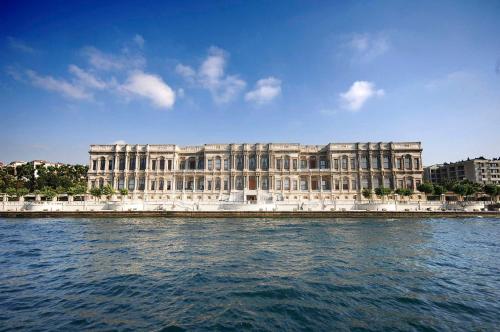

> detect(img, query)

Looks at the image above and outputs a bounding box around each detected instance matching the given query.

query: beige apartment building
[424,157,500,185]
[87,142,424,202]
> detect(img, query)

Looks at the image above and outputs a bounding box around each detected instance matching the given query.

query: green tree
[5,187,17,197]
[67,184,87,196]
[90,187,103,200]
[101,184,115,199]
[119,188,129,196]
[40,187,57,200]
[452,183,467,200]
[483,184,499,201]
[362,188,372,199]
[417,182,434,195]
[16,188,29,197]
[375,187,391,197]
[395,188,413,196]
[433,184,445,196]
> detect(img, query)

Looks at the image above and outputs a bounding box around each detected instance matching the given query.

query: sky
[1,0,499,165]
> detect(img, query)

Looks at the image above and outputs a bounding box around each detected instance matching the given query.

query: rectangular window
[351,179,358,190]
[396,158,402,170]
[261,177,268,190]
[333,159,338,170]
[129,157,136,171]
[150,180,156,191]
[350,158,356,169]
[159,179,164,191]
[276,159,282,170]
[300,160,307,169]
[160,159,165,170]
[343,179,349,190]
[180,160,186,170]
[138,177,145,190]
[293,180,298,190]
[118,177,125,190]
[284,158,290,170]
[284,178,290,190]
[215,178,221,190]
[215,158,221,170]
[300,178,308,190]
[372,156,380,169]
[152,160,157,171]
[92,160,97,171]
[207,180,212,191]
[208,159,213,170]
[128,178,135,191]
[383,156,390,169]
[176,179,183,190]
[237,156,243,170]
[100,159,106,171]
[166,180,171,190]
[322,180,330,190]
[140,157,146,170]
[224,180,228,190]
[119,158,125,170]
[361,156,368,170]
[293,159,297,170]
[167,160,172,170]
[276,179,282,190]
[224,159,229,170]
[415,158,420,169]
[261,156,268,170]
[108,160,113,171]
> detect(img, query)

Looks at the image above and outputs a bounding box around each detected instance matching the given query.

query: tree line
[0,163,88,199]
[362,179,499,201]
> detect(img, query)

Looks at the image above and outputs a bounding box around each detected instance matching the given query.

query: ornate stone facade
[88,142,424,201]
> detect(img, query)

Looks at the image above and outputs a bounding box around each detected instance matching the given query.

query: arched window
[215,177,221,190]
[100,157,106,171]
[404,155,412,169]
[342,156,348,170]
[284,178,290,190]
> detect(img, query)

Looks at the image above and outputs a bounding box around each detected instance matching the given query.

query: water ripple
[0,217,499,331]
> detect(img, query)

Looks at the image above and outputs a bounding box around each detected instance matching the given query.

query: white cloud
[68,65,107,89]
[113,140,126,145]
[121,71,175,109]
[339,81,384,111]
[175,64,196,81]
[176,46,246,103]
[7,37,35,53]
[133,34,145,48]
[82,46,145,71]
[345,33,390,62]
[245,77,282,104]
[25,69,91,100]
[425,71,474,90]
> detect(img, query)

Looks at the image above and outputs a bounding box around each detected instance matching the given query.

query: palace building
[87,142,424,202]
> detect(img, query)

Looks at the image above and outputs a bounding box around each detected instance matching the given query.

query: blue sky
[1,0,499,165]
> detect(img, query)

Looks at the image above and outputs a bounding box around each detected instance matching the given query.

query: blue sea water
[0,217,499,331]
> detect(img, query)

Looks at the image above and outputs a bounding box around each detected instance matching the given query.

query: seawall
[1,210,499,218]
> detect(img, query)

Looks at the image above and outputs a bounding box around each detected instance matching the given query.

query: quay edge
[1,211,500,218]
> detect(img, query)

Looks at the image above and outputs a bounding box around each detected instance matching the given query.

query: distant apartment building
[424,157,500,185]
[88,142,424,202]
[6,160,65,176]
